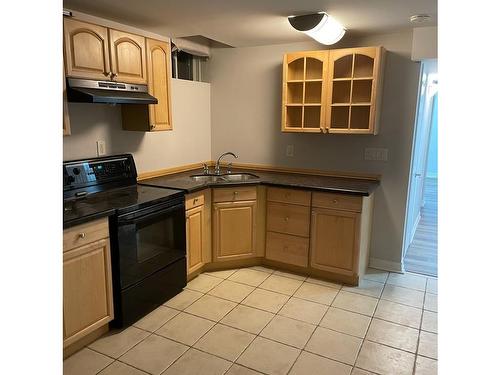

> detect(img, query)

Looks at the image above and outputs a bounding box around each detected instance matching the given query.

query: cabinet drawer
[267,202,310,237]
[63,218,109,252]
[312,192,362,212]
[185,193,205,210]
[266,232,309,267]
[213,186,257,203]
[267,187,311,206]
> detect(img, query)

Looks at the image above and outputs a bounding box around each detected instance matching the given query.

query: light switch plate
[364,148,388,161]
[97,140,106,156]
[286,144,294,157]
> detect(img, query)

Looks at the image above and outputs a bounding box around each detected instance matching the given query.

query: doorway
[403,60,438,276]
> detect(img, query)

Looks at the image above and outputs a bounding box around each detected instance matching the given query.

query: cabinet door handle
[150,124,156,130]
[193,198,198,203]
[78,232,86,239]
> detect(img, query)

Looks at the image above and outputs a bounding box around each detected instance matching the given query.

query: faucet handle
[202,163,210,175]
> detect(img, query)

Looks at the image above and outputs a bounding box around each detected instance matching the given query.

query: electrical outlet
[364,148,388,161]
[97,140,106,156]
[286,144,294,157]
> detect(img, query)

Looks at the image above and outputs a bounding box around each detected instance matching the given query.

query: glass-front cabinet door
[326,46,385,134]
[282,51,329,133]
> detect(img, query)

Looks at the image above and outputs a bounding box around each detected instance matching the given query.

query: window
[171,50,206,82]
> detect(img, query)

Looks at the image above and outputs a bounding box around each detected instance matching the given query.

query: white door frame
[402,59,438,265]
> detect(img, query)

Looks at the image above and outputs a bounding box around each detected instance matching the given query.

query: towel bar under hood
[66,78,158,105]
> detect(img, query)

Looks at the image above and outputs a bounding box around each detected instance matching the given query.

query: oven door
[116,199,186,290]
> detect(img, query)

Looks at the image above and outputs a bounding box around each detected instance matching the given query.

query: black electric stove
[63,154,187,328]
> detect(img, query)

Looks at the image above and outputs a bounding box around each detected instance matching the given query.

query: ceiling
[63,0,437,47]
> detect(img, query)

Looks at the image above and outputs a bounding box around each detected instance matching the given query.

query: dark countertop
[63,185,183,229]
[139,167,379,196]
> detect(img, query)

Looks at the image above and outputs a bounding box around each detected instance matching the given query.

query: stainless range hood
[66,78,158,105]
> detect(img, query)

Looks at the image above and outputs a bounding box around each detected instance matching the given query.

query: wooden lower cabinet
[265,231,309,267]
[63,237,113,347]
[310,207,360,276]
[185,190,211,277]
[213,200,257,261]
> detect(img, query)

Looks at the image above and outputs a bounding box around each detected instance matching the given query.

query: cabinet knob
[193,198,198,203]
[78,232,86,239]
[233,191,238,195]
[151,124,156,130]
[284,216,289,222]
[103,71,111,77]
[333,199,338,204]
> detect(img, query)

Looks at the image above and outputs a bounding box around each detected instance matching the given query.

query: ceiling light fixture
[409,14,431,24]
[288,12,345,45]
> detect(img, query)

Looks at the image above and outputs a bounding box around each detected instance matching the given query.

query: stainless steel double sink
[189,173,259,183]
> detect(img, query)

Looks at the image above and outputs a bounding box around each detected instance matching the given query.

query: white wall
[412,27,438,61]
[207,32,421,270]
[63,79,212,174]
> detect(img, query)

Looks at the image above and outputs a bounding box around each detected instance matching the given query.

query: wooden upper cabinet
[63,18,111,80]
[326,47,385,134]
[146,38,172,131]
[310,207,360,276]
[282,51,329,133]
[282,46,385,135]
[109,29,147,84]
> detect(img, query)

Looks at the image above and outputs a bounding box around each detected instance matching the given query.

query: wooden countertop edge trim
[137,161,380,182]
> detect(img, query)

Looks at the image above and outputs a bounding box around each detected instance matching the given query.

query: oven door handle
[117,202,184,225]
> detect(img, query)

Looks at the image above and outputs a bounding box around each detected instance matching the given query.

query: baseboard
[369,257,404,273]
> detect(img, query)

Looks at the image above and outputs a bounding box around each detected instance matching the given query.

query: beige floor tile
[422,310,438,333]
[119,334,188,375]
[98,361,148,375]
[374,299,422,329]
[424,292,438,312]
[320,307,371,338]
[305,276,342,289]
[356,341,415,375]
[184,294,237,321]
[186,274,223,293]
[133,306,179,332]
[289,351,352,375]
[351,368,377,375]
[156,311,214,345]
[228,268,271,286]
[273,270,307,281]
[278,297,328,324]
[366,318,419,352]
[63,348,113,375]
[204,269,238,279]
[381,284,424,308]
[226,364,263,374]
[88,327,149,358]
[387,272,427,291]
[418,331,438,359]
[305,326,362,365]
[250,265,276,274]
[208,280,255,303]
[415,355,438,375]
[220,305,274,334]
[260,315,315,349]
[194,324,255,361]
[331,291,378,316]
[259,274,303,295]
[293,282,339,305]
[242,288,290,313]
[237,337,300,375]
[426,278,438,294]
[363,268,389,284]
[163,289,204,310]
[162,348,231,375]
[342,279,384,298]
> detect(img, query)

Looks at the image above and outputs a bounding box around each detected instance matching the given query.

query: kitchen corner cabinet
[186,190,211,276]
[282,46,385,135]
[63,218,113,348]
[63,18,147,85]
[122,38,173,132]
[212,187,258,262]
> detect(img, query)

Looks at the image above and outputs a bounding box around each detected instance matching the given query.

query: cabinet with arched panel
[109,29,147,84]
[326,47,385,134]
[281,46,385,135]
[281,51,329,132]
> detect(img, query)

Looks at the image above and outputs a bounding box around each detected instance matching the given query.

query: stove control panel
[64,154,137,190]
